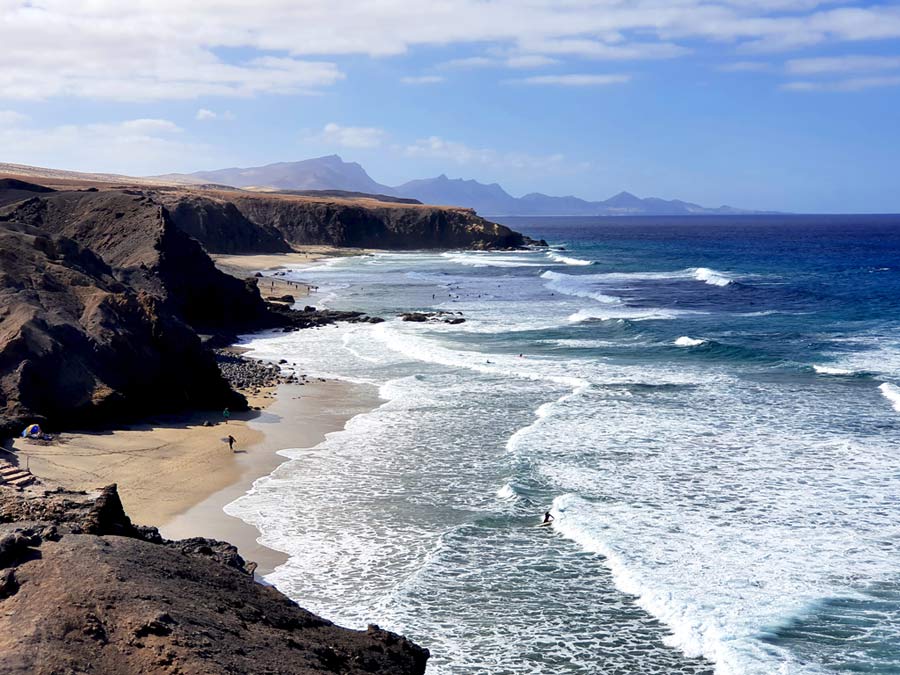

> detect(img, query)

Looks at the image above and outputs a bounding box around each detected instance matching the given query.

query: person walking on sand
[223,407,231,424]
[227,435,236,451]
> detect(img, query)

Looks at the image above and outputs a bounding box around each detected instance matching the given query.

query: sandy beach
[213,249,357,306]
[9,378,381,576]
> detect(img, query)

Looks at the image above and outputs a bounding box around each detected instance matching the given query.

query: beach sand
[9,379,381,576]
[162,380,381,575]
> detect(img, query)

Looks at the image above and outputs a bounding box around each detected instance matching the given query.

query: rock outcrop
[0,177,526,438]
[0,484,429,675]
[154,189,532,253]
[165,193,292,254]
[0,219,242,435]
[2,189,274,333]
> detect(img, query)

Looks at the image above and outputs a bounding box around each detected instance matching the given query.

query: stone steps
[0,462,36,488]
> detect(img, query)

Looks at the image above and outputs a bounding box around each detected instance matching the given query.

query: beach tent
[21,424,42,438]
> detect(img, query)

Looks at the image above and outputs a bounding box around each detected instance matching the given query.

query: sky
[1,1,900,212]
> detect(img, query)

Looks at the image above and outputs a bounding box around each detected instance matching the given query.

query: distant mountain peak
[155,156,765,216]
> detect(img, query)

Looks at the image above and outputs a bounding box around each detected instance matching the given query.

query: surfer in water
[543,511,554,525]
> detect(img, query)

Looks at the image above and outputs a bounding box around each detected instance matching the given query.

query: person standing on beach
[227,435,236,451]
[223,407,230,424]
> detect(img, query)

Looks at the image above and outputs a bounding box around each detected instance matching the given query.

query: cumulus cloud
[512,74,632,87]
[0,114,217,174]
[314,123,386,148]
[3,2,900,100]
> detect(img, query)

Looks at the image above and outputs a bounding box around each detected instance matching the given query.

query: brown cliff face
[0,220,242,437]
[155,188,530,253]
[165,193,292,254]
[0,485,429,675]
[2,190,273,333]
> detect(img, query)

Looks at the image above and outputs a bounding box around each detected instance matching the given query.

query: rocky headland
[0,169,539,671]
[0,483,429,674]
[0,173,523,440]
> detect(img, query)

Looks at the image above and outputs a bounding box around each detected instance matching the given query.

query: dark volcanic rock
[165,193,291,254]
[153,190,530,252]
[0,220,242,432]
[230,194,528,250]
[0,485,429,675]
[0,179,55,207]
[1,190,274,333]
[401,311,466,325]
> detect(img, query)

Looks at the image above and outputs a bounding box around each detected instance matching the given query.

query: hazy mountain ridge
[173,156,766,216]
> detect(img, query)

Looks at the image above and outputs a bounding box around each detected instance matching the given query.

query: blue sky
[2,1,900,212]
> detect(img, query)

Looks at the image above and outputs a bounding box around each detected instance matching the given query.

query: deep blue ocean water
[228,215,900,675]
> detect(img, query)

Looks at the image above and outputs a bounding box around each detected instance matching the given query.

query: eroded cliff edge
[0,484,429,675]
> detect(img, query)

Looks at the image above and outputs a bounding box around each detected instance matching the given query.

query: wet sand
[161,380,381,575]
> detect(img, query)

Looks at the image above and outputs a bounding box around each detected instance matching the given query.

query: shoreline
[161,379,382,576]
[9,248,379,577]
[10,377,381,577]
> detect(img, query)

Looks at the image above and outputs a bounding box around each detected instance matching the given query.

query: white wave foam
[547,251,594,266]
[674,336,706,347]
[374,321,588,390]
[812,365,856,376]
[541,271,622,305]
[441,252,544,268]
[495,482,519,500]
[568,308,705,323]
[878,382,900,412]
[550,494,828,675]
[690,267,734,287]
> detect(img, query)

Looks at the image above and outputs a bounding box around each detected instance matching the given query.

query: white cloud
[400,75,445,85]
[517,38,689,61]
[786,55,900,75]
[0,109,28,125]
[4,2,900,100]
[403,135,569,171]
[512,74,632,87]
[195,108,236,121]
[0,115,216,174]
[782,76,900,91]
[504,55,560,69]
[315,123,386,149]
[442,56,497,69]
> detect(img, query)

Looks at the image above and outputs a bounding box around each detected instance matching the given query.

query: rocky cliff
[0,484,429,674]
[0,181,381,439]
[155,188,531,253]
[2,189,274,333]
[0,219,242,438]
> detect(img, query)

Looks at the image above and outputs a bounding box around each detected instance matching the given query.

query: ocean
[225,215,900,675]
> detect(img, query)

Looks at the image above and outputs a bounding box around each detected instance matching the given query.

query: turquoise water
[227,216,900,674]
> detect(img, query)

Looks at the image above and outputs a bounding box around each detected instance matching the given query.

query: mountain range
[159,155,765,217]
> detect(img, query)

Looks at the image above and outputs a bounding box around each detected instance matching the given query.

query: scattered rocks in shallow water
[400,311,466,325]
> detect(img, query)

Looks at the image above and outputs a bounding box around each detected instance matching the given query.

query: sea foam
[878,382,900,412]
[690,267,735,287]
[675,336,707,347]
[541,270,622,304]
[547,251,594,266]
